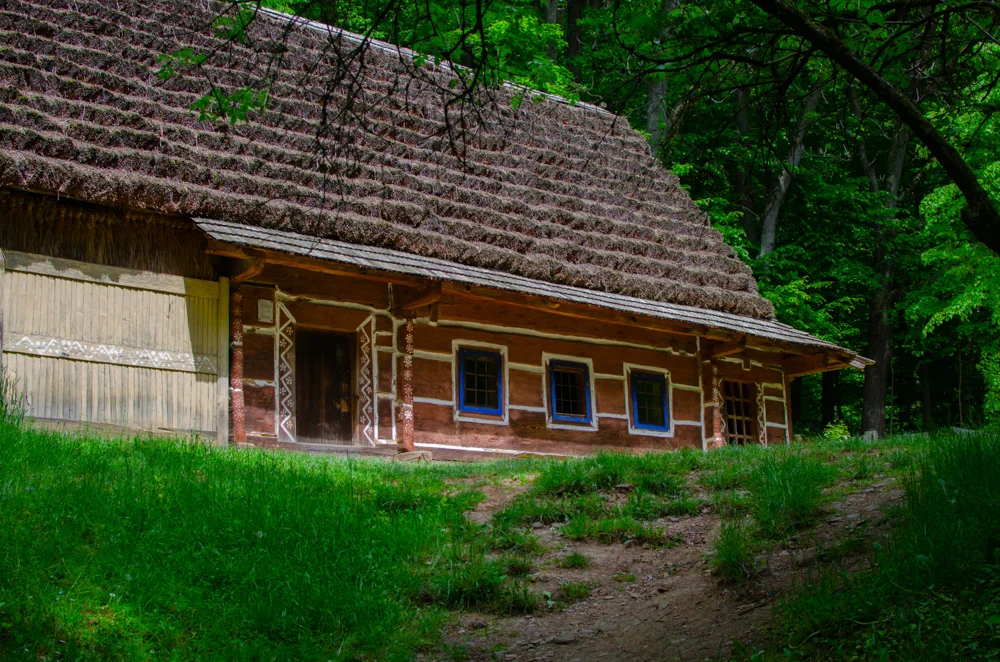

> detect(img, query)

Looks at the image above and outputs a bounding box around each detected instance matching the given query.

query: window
[458,348,503,416]
[548,360,592,424]
[630,371,669,431]
[722,380,756,444]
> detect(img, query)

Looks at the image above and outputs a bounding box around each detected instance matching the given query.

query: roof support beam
[706,337,747,359]
[392,281,443,317]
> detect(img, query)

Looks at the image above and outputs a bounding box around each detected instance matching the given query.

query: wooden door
[295,329,354,444]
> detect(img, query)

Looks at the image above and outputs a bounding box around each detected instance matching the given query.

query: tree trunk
[920,362,933,430]
[758,84,823,259]
[544,0,558,24]
[543,0,559,59]
[731,86,759,244]
[749,0,1000,255]
[565,0,585,74]
[860,121,909,438]
[790,376,802,432]
[821,370,836,426]
[645,0,681,156]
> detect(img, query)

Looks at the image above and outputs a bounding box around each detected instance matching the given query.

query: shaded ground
[440,478,903,662]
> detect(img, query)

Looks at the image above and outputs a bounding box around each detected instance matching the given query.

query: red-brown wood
[398,319,415,452]
[229,286,245,444]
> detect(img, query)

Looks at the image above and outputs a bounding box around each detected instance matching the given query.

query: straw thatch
[1,0,776,319]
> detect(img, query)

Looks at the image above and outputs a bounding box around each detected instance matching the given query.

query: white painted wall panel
[1,252,224,435]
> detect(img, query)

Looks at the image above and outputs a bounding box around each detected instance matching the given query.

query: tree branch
[749,0,1000,254]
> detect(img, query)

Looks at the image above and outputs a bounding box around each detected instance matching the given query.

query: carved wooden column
[709,364,724,449]
[398,318,415,452]
[229,285,245,444]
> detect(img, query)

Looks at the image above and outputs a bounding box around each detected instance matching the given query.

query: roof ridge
[255,6,615,118]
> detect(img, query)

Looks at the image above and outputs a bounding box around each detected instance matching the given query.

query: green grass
[531,451,694,496]
[710,520,757,583]
[0,409,527,660]
[559,551,590,568]
[553,581,592,605]
[746,430,1000,660]
[747,452,837,538]
[7,373,989,662]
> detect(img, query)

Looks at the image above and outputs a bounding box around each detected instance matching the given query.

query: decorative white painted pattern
[357,317,376,446]
[756,382,767,445]
[713,365,726,443]
[9,334,218,374]
[276,301,297,443]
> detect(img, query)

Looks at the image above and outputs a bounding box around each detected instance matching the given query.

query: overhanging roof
[196,218,870,369]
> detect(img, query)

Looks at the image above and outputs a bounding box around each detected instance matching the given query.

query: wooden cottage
[0,0,869,456]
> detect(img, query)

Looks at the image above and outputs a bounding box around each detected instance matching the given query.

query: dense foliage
[211,0,1000,434]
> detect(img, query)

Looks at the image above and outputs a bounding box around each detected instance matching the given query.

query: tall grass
[774,431,1000,659]
[0,416,496,660]
[748,452,836,538]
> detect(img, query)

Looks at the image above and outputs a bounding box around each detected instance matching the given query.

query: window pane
[634,375,665,427]
[552,365,587,418]
[463,354,499,410]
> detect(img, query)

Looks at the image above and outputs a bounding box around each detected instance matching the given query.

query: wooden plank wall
[1,251,226,437]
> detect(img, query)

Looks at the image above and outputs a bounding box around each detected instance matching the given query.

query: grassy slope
[2,401,998,660]
[0,419,491,660]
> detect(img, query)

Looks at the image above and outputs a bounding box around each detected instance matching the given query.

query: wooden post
[230,285,245,444]
[216,277,230,446]
[709,363,724,449]
[398,318,415,452]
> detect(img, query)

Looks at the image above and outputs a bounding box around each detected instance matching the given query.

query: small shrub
[559,551,590,569]
[554,581,592,604]
[613,571,636,582]
[711,520,755,582]
[822,419,851,441]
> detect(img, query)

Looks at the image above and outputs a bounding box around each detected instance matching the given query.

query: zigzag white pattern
[10,334,217,374]
[756,382,767,445]
[277,302,297,442]
[357,317,376,446]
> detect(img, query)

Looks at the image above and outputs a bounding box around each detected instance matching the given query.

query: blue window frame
[548,360,592,424]
[458,348,504,416]
[630,371,669,431]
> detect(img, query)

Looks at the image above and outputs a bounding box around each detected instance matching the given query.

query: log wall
[233,265,792,455]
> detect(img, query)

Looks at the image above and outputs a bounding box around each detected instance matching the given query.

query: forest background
[213,0,1000,437]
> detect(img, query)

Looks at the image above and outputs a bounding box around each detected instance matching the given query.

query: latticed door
[722,380,757,444]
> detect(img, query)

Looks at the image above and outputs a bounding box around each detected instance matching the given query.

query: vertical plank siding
[2,252,225,435]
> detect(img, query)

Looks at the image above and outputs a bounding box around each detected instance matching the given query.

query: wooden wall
[1,250,229,439]
[231,266,799,455]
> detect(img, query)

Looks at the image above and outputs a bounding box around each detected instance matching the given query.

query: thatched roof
[1,0,781,321]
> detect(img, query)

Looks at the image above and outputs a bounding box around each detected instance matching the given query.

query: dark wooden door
[295,329,354,444]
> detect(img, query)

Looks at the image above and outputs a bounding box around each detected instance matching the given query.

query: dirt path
[444,480,904,662]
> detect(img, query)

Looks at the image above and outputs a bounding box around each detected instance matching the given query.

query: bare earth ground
[437,478,905,662]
